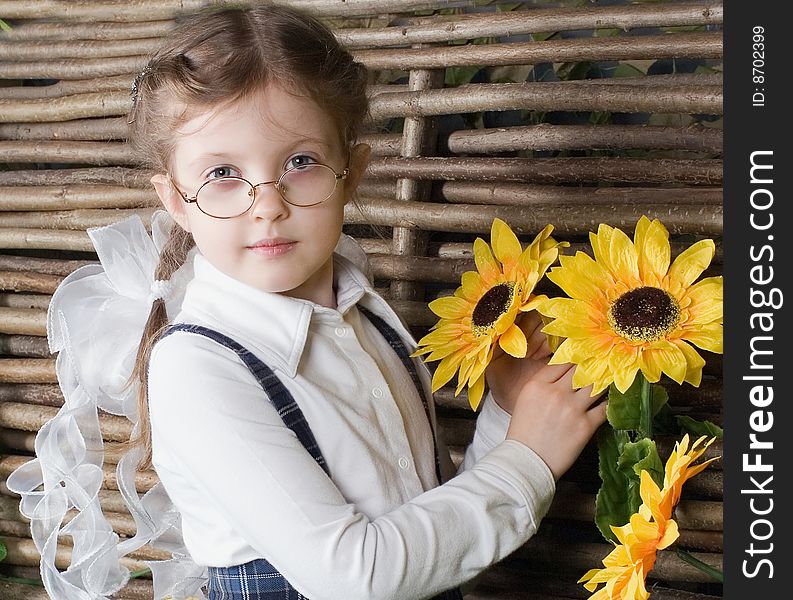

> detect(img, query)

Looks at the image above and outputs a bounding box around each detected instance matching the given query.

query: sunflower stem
[638,373,653,439]
[675,549,724,583]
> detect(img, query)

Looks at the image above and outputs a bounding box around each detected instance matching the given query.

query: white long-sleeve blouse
[147,234,556,600]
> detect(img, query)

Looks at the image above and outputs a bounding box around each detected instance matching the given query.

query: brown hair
[125,2,370,469]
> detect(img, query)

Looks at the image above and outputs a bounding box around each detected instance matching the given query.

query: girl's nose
[248,181,289,220]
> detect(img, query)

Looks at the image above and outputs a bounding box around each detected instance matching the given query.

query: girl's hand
[506,362,607,481]
[484,310,552,415]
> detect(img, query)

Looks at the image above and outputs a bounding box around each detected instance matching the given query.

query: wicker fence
[0,1,723,598]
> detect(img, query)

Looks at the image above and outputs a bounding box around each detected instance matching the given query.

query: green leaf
[556,61,592,81]
[676,416,724,439]
[607,379,668,431]
[617,438,664,511]
[0,539,6,561]
[0,19,11,32]
[445,66,482,87]
[612,63,647,78]
[594,425,630,542]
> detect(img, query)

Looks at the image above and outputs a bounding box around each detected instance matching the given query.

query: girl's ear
[151,173,192,232]
[343,143,371,204]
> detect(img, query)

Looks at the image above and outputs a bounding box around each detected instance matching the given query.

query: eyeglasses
[172,162,349,219]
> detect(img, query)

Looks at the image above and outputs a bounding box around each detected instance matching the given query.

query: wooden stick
[364,156,723,184]
[0,185,156,211]
[0,75,133,100]
[0,166,152,187]
[369,82,723,119]
[0,117,129,141]
[0,401,130,441]
[354,32,722,70]
[337,1,723,48]
[0,359,56,384]
[0,255,95,276]
[0,141,136,164]
[446,124,723,154]
[0,208,156,230]
[0,37,162,61]
[0,0,475,21]
[0,228,96,252]
[0,56,145,80]
[0,335,50,358]
[0,309,47,336]
[0,271,63,294]
[0,535,148,571]
[0,19,174,42]
[0,383,63,407]
[439,181,723,206]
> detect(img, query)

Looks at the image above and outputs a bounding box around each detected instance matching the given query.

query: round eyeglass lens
[196,177,254,218]
[279,164,338,207]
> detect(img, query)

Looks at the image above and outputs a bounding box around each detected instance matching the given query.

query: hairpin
[128,62,154,124]
[130,62,154,102]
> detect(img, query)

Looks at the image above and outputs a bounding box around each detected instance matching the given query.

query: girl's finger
[536,361,576,383]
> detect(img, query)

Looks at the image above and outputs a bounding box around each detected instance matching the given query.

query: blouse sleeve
[148,333,555,600]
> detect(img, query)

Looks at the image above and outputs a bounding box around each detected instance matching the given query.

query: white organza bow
[7,211,207,600]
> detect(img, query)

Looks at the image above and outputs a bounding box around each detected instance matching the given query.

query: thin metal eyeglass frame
[170,163,349,219]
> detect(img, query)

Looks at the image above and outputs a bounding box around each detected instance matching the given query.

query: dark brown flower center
[472,282,515,334]
[607,286,680,342]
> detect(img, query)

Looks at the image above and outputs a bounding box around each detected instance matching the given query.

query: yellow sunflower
[410,218,566,410]
[580,435,720,599]
[538,216,723,396]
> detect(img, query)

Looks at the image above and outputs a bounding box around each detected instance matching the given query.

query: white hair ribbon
[6,211,206,599]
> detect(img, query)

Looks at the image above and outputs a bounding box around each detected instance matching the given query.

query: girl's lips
[248,241,297,256]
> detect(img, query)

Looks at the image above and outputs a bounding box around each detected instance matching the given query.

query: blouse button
[334,327,346,337]
[372,387,384,398]
[398,456,409,469]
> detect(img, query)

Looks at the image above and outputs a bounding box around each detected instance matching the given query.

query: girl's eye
[286,155,317,171]
[207,166,240,179]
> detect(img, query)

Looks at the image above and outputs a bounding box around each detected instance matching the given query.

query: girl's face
[151,85,369,309]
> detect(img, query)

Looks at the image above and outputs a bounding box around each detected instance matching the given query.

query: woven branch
[0,19,174,42]
[0,166,152,187]
[446,124,723,154]
[365,157,723,184]
[438,182,723,206]
[0,75,133,100]
[337,1,723,48]
[0,140,136,163]
[0,271,61,294]
[0,0,475,21]
[0,117,128,141]
[0,334,50,357]
[369,82,723,119]
[0,55,145,80]
[0,228,94,252]
[0,255,95,276]
[0,208,156,230]
[0,185,155,211]
[0,37,162,61]
[353,32,722,70]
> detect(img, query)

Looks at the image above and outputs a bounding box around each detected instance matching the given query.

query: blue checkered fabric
[158,309,464,600]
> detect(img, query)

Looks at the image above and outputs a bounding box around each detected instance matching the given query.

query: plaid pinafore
[159,305,465,600]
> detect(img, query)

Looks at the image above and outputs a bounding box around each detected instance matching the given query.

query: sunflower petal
[668,239,715,289]
[431,348,468,392]
[490,217,523,267]
[672,339,707,387]
[467,374,486,411]
[499,323,528,358]
[680,323,723,353]
[473,237,501,284]
[608,225,640,283]
[428,295,471,319]
[635,216,671,284]
[684,276,723,325]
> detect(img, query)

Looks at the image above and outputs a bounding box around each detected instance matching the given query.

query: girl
[10,3,606,599]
